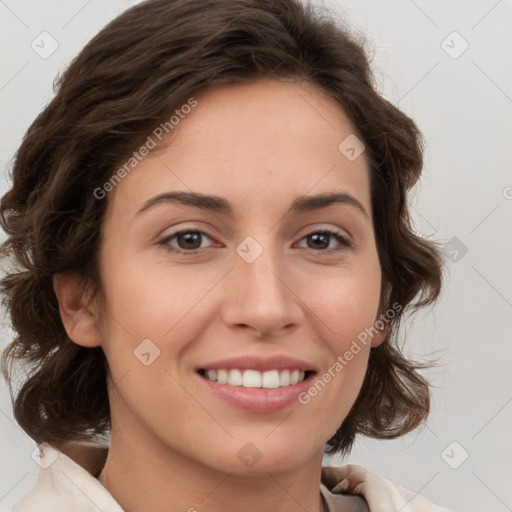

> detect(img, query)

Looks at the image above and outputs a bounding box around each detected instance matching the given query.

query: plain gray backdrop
[1,1,511,511]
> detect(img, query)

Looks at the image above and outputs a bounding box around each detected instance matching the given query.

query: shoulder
[13,488,65,512]
[13,442,123,512]
[13,444,68,512]
[321,464,454,512]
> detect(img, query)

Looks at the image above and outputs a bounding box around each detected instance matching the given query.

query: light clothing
[13,442,453,512]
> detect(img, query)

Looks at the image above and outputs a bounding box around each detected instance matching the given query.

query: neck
[98,425,326,512]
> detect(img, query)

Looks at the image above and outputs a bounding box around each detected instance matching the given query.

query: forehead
[105,78,371,219]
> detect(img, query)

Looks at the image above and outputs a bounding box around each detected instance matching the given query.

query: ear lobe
[53,272,102,348]
[370,327,387,348]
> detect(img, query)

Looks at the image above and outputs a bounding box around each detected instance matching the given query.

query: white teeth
[262,370,280,389]
[202,368,307,388]
[227,369,243,386]
[243,369,261,388]
[279,369,291,386]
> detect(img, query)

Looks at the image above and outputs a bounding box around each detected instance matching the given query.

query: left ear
[370,325,387,348]
[370,308,390,348]
[53,271,103,348]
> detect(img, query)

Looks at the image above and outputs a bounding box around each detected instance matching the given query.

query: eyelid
[294,227,352,252]
[157,224,353,255]
[158,227,218,254]
[155,221,218,243]
[296,223,352,243]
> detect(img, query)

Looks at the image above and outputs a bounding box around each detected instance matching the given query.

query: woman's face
[93,78,383,474]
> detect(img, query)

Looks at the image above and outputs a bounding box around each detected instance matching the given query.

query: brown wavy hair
[0,0,443,456]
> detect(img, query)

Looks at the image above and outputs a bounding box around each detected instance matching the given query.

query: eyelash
[157,228,352,256]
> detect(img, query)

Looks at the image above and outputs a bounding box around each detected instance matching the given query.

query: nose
[220,240,304,339]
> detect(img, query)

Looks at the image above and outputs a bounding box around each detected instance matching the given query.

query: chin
[203,436,321,476]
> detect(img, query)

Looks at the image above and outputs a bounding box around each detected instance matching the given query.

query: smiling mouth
[197,368,316,388]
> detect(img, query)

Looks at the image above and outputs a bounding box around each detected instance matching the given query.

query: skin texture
[53,78,385,512]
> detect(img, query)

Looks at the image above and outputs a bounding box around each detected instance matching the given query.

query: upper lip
[197,355,317,373]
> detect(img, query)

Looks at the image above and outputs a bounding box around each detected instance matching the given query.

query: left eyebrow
[136,191,369,219]
[290,192,369,219]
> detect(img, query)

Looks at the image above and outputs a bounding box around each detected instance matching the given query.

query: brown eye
[159,230,214,254]
[297,229,352,253]
[175,231,202,250]
[307,232,330,249]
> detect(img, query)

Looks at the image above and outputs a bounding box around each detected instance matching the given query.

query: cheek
[301,262,381,348]
[97,256,229,390]
[292,260,381,406]
[99,255,220,337]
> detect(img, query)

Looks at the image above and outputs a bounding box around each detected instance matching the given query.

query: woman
[1,0,449,510]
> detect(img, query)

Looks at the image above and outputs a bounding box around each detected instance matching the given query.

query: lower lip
[196,371,316,412]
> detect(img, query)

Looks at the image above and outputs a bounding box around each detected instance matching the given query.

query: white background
[1,1,511,511]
